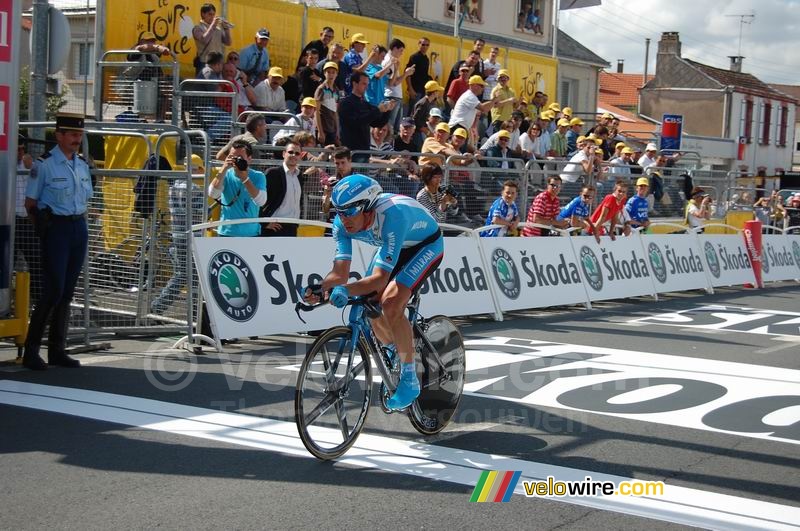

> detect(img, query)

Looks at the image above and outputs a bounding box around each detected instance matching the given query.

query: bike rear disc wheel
[408,316,466,435]
[295,326,373,460]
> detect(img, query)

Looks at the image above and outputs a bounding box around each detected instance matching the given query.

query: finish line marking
[1,381,798,530]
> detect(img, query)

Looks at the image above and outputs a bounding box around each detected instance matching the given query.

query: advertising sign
[760,234,800,283]
[640,234,709,293]
[697,234,756,287]
[480,236,589,311]
[575,235,656,302]
[660,114,683,152]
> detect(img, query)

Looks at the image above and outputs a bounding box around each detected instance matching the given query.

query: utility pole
[643,38,650,87]
[30,0,49,141]
[725,12,755,57]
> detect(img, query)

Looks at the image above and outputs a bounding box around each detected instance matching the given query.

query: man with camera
[207,140,267,237]
[192,3,232,77]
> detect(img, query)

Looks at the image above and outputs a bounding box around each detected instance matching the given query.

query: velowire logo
[579,246,603,291]
[491,248,520,299]
[647,242,667,283]
[208,250,258,322]
[704,241,721,278]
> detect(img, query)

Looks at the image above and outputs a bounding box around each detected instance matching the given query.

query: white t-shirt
[480,129,521,151]
[482,59,501,99]
[448,90,480,129]
[382,54,402,99]
[272,164,302,219]
[561,150,589,182]
[519,133,536,159]
[638,153,657,168]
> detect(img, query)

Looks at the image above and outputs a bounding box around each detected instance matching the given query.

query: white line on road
[1,381,798,530]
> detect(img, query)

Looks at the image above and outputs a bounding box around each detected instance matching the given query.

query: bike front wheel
[295,326,373,460]
[408,316,466,435]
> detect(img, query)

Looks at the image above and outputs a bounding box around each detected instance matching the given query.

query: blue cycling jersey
[626,195,650,223]
[557,196,590,221]
[333,193,440,272]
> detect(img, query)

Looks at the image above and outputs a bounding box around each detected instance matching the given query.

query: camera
[438,184,459,199]
[234,156,248,171]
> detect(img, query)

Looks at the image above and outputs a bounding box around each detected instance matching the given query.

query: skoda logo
[208,250,258,322]
[704,241,721,279]
[648,242,668,284]
[793,241,800,271]
[761,245,770,274]
[491,248,520,299]
[579,246,603,291]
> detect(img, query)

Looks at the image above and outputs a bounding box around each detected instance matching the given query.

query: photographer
[207,140,267,237]
[685,187,712,233]
[416,163,458,223]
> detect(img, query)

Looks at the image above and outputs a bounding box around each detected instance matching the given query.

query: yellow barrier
[0,272,30,358]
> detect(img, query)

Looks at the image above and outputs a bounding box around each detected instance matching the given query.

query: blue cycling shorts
[366,232,443,291]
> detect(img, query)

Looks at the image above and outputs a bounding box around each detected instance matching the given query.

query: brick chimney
[729,56,744,73]
[658,32,682,57]
[617,59,624,73]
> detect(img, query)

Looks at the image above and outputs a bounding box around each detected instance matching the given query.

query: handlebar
[294,285,381,324]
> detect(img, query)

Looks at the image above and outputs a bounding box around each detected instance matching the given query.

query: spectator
[126,31,171,121]
[519,122,543,159]
[565,117,584,155]
[446,65,471,109]
[557,185,601,243]
[754,191,785,231]
[489,69,516,130]
[273,97,318,143]
[419,123,463,167]
[253,66,287,113]
[546,103,561,133]
[261,142,304,237]
[522,176,568,237]
[199,51,224,80]
[22,113,90,371]
[626,177,651,231]
[394,117,422,156]
[424,107,444,139]
[297,26,334,69]
[536,112,554,156]
[382,39,414,132]
[192,3,232,76]
[608,141,625,162]
[369,123,394,153]
[298,48,323,99]
[482,180,520,237]
[449,75,499,140]
[216,114,268,160]
[638,142,659,168]
[218,61,256,117]
[239,28,271,85]
[364,45,392,106]
[416,163,458,223]
[406,37,432,107]
[412,81,444,138]
[483,130,520,169]
[207,140,267,237]
[14,136,39,303]
[318,42,347,91]
[314,61,342,146]
[482,112,523,152]
[150,155,206,315]
[685,187,712,232]
[343,33,372,94]
[338,71,395,161]
[550,118,570,157]
[322,147,355,218]
[588,180,630,240]
[445,47,484,94]
[225,50,240,66]
[784,193,800,231]
[560,137,595,183]
[483,46,502,101]
[608,146,634,175]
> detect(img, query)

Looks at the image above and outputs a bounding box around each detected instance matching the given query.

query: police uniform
[22,113,92,370]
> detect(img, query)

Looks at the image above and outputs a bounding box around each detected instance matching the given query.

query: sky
[558,0,800,85]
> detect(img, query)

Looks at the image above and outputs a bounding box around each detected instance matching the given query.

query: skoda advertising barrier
[414,236,494,317]
[193,237,371,339]
[697,234,756,288]
[480,237,588,311]
[760,234,800,283]
[575,235,656,302]
[640,234,709,294]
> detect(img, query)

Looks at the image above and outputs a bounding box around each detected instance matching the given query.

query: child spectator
[626,177,652,231]
[588,180,631,240]
[483,180,520,237]
[557,185,601,243]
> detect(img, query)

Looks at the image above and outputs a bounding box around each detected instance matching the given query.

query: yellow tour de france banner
[505,49,557,108]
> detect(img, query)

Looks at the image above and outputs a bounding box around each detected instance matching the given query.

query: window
[741,98,753,143]
[560,78,577,109]
[69,42,94,80]
[778,106,788,147]
[760,102,772,145]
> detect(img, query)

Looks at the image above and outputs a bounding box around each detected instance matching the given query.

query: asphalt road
[1,282,799,530]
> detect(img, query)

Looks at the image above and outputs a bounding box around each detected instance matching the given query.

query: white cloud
[559,0,800,85]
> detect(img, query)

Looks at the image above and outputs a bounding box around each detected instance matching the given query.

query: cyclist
[304,174,444,410]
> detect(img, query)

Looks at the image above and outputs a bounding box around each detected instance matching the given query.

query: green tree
[18,66,70,121]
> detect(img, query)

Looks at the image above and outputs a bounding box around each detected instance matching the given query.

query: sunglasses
[286,150,301,156]
[334,203,366,218]
[582,194,594,199]
[229,55,239,60]
[548,182,561,188]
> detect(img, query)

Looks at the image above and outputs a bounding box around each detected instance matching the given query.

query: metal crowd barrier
[176,79,238,151]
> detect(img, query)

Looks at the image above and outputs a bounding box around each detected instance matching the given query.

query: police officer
[22,113,92,371]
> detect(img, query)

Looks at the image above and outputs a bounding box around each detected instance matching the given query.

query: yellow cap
[621,147,634,154]
[615,142,627,150]
[636,177,650,186]
[557,118,570,127]
[140,31,157,41]
[562,106,573,116]
[497,69,510,79]
[601,112,615,119]
[190,154,204,170]
[268,66,284,78]
[453,127,469,138]
[548,102,561,112]
[587,135,603,145]
[301,97,317,108]
[595,148,603,155]
[540,111,554,120]
[322,61,339,72]
[351,33,368,45]
[424,80,444,92]
[576,135,587,144]
[569,117,584,126]
[497,130,511,139]
[435,122,451,133]
[468,75,486,86]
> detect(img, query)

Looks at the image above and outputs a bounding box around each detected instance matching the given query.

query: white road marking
[1,381,799,530]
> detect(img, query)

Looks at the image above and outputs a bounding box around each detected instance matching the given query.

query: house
[640,32,797,177]
[599,69,653,112]
[769,84,800,171]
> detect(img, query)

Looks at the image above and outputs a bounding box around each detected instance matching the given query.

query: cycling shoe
[386,370,420,410]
